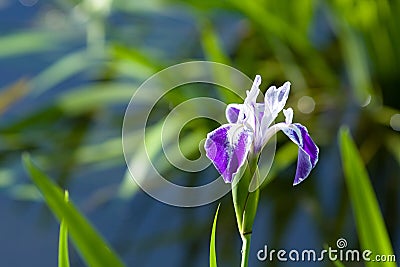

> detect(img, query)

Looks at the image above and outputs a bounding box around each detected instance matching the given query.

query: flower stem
[240,233,251,267]
[232,155,260,267]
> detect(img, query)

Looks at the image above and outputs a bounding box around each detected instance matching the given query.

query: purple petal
[204,124,252,183]
[225,104,243,123]
[281,123,319,185]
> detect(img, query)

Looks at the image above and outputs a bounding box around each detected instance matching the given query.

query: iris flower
[205,75,319,185]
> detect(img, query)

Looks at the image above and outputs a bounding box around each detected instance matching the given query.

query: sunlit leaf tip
[209,204,220,267]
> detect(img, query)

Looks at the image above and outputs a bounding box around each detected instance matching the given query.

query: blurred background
[1,0,399,266]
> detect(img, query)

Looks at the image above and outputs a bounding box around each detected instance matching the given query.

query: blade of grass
[339,127,396,267]
[0,79,29,114]
[56,83,141,115]
[58,191,70,267]
[332,259,345,267]
[0,31,61,58]
[199,20,230,65]
[31,50,93,95]
[323,244,344,267]
[384,134,400,166]
[22,153,125,267]
[341,25,373,106]
[209,204,220,267]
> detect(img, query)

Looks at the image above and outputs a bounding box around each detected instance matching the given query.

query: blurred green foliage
[23,154,124,267]
[340,127,395,267]
[1,0,399,266]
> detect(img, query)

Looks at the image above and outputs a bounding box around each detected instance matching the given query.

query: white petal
[260,82,291,143]
[244,75,261,105]
[238,103,256,132]
[264,81,291,120]
[283,108,293,124]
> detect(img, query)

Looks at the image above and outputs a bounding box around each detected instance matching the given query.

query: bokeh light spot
[390,114,400,131]
[297,96,315,114]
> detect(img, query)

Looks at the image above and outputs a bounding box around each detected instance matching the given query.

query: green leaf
[0,79,29,115]
[200,20,230,65]
[58,191,70,267]
[332,260,345,267]
[339,127,396,267]
[323,244,344,267]
[384,134,400,166]
[0,31,61,58]
[22,153,125,267]
[31,50,93,95]
[340,25,373,106]
[10,184,42,201]
[57,83,141,115]
[209,204,220,267]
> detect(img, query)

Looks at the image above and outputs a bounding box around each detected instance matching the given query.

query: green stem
[240,233,251,267]
[232,155,260,267]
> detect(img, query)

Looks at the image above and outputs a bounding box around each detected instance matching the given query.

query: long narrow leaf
[0,31,61,58]
[339,127,396,267]
[209,204,220,267]
[22,154,125,267]
[58,191,70,267]
[200,20,230,65]
[31,50,92,95]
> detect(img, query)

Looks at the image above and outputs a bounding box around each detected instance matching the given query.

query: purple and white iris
[205,75,319,185]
